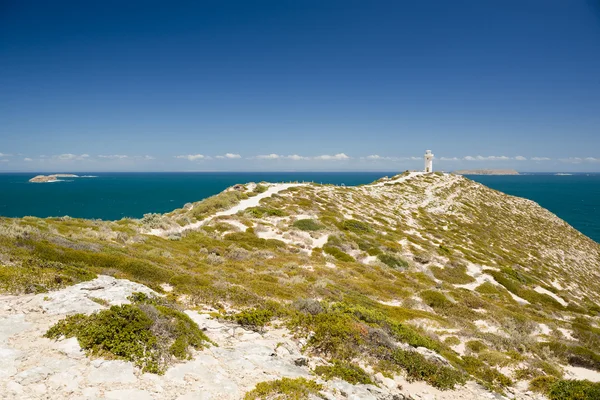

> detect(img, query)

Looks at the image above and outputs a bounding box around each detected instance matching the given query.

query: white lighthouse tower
[424,150,434,173]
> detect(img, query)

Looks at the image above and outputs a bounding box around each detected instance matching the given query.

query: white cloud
[256,154,282,159]
[531,157,551,161]
[0,159,8,163]
[560,157,581,163]
[439,157,459,161]
[24,158,33,162]
[287,154,309,160]
[515,156,527,161]
[99,154,129,159]
[314,153,350,161]
[54,153,90,161]
[463,155,510,161]
[176,154,206,161]
[256,154,310,160]
[365,154,393,160]
[216,153,242,159]
[0,153,11,157]
[141,155,155,160]
[559,157,600,164]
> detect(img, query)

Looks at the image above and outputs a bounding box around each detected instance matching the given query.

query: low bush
[420,290,452,309]
[465,340,487,353]
[231,308,274,332]
[541,341,600,370]
[44,293,212,373]
[341,219,373,234]
[292,219,324,232]
[314,360,373,385]
[0,258,96,294]
[323,246,355,262]
[529,376,558,394]
[377,253,409,269]
[246,207,287,218]
[547,379,600,400]
[191,190,248,219]
[459,356,512,393]
[254,184,268,194]
[391,348,466,390]
[140,213,170,230]
[431,265,475,285]
[224,231,286,250]
[244,377,323,400]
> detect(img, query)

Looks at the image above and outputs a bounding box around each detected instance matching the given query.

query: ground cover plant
[243,377,323,400]
[44,292,213,373]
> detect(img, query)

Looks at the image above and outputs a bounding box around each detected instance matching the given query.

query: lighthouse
[424,150,434,173]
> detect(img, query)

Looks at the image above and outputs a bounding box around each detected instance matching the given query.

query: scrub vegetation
[45,292,213,373]
[2,173,600,396]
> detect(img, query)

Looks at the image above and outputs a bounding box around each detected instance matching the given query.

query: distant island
[453,169,519,175]
[29,174,79,183]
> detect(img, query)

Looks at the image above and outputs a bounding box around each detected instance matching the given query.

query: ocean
[0,172,598,243]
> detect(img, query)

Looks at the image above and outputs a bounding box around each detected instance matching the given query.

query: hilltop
[1,172,600,399]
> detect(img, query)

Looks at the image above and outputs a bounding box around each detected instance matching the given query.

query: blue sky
[1,0,599,172]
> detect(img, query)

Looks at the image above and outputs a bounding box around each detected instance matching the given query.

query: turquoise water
[0,172,598,243]
[0,172,391,220]
[467,174,600,243]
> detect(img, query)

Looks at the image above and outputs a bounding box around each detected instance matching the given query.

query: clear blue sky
[1,0,599,172]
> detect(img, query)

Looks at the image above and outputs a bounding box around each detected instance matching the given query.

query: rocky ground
[0,276,546,400]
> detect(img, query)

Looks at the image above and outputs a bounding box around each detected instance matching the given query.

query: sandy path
[148,183,306,237]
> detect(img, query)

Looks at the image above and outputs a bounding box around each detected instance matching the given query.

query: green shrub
[529,376,558,394]
[341,219,373,234]
[191,190,248,219]
[420,290,452,309]
[44,294,212,373]
[254,184,268,194]
[0,258,95,294]
[292,219,324,232]
[459,356,512,393]
[231,308,274,332]
[445,336,461,346]
[541,341,600,370]
[465,340,487,353]
[391,348,466,390]
[377,253,409,269]
[246,207,287,218]
[437,244,452,256]
[141,213,169,229]
[224,231,286,250]
[323,246,355,262]
[547,379,600,400]
[244,377,323,400]
[431,265,475,285]
[314,360,373,385]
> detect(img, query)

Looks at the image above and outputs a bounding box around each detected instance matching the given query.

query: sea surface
[0,172,598,243]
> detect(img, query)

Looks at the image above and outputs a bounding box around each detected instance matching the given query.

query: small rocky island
[29,174,79,183]
[453,169,519,175]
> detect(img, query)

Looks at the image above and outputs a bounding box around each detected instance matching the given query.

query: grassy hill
[1,172,599,398]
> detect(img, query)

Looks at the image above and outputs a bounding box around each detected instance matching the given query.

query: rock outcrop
[29,174,78,183]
